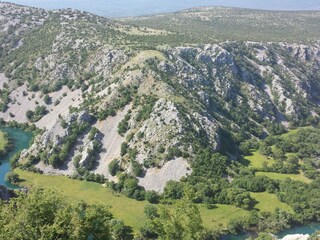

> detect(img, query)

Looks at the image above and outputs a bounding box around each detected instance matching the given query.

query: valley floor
[15,168,294,231]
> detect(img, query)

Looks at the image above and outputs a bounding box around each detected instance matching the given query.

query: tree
[239,141,251,155]
[259,142,272,156]
[108,159,119,176]
[123,178,140,198]
[146,198,207,240]
[48,153,61,168]
[163,180,184,200]
[226,188,252,210]
[26,110,34,120]
[131,160,144,177]
[43,94,52,104]
[272,147,286,161]
[144,204,159,219]
[4,172,19,184]
[145,191,160,204]
[191,151,227,179]
[120,142,128,157]
[0,187,132,240]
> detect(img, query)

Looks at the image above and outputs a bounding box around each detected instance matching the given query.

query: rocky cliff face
[0,3,319,191]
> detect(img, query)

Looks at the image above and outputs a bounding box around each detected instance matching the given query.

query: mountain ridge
[0,2,319,193]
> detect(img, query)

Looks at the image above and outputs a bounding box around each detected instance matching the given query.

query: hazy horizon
[3,0,320,17]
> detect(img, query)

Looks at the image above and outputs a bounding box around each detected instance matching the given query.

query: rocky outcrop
[138,158,191,192]
[20,111,96,175]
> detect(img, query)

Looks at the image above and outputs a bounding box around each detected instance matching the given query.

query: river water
[0,127,32,188]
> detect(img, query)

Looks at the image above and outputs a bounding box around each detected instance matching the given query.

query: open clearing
[250,192,293,213]
[199,204,249,229]
[243,151,276,169]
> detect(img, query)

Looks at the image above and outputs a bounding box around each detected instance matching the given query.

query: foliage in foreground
[0,187,132,240]
[138,198,218,240]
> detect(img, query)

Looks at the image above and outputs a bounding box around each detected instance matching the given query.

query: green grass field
[250,192,293,213]
[15,169,148,230]
[199,204,249,229]
[16,169,252,231]
[0,130,8,152]
[256,171,311,183]
[243,151,275,169]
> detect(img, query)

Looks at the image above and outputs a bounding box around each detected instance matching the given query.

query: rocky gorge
[0,2,320,192]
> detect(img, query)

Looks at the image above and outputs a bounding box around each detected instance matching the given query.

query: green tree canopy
[0,187,131,240]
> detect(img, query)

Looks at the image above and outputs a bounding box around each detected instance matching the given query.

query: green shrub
[108,159,119,176]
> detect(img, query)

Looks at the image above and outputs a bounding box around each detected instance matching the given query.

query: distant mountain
[3,0,320,18]
[123,7,320,42]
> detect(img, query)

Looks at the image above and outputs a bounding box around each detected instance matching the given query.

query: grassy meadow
[250,192,293,213]
[243,151,276,169]
[15,169,296,231]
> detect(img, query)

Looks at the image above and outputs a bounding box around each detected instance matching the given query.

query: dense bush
[131,160,144,177]
[25,106,47,122]
[276,179,320,222]
[139,199,209,240]
[4,172,20,184]
[107,173,145,201]
[108,159,120,176]
[118,112,131,136]
[145,191,160,204]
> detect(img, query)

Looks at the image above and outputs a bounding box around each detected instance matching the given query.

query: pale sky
[5,0,320,17]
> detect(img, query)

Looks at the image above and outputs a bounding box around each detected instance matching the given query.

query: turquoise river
[0,127,32,188]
